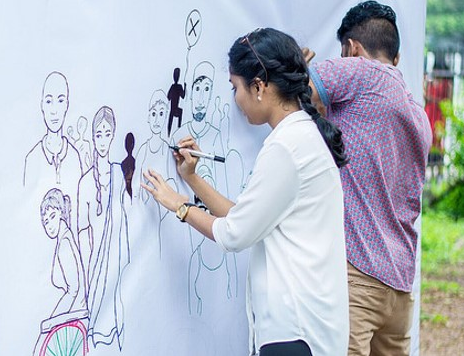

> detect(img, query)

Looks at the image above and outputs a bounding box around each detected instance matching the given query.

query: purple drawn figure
[167,68,187,137]
[24,71,82,187]
[24,71,83,236]
[33,188,88,356]
[77,106,130,350]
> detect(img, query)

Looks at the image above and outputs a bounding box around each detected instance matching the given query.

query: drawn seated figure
[33,188,88,356]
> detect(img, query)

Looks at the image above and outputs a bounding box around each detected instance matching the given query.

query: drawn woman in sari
[77,106,130,350]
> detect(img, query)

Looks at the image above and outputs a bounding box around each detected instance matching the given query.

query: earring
[257,96,262,102]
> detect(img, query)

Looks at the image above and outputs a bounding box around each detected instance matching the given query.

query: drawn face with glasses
[239,28,268,86]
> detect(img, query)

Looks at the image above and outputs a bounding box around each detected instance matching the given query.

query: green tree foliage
[440,99,464,179]
[427,0,464,39]
[436,99,464,219]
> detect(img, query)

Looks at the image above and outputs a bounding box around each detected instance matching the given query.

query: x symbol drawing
[188,18,200,37]
[185,9,202,48]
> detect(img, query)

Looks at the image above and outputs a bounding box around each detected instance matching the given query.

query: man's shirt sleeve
[309,57,362,107]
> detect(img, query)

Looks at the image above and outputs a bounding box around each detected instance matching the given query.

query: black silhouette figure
[167,68,186,137]
[121,132,136,199]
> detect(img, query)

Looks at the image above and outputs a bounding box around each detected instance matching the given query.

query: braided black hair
[228,28,348,168]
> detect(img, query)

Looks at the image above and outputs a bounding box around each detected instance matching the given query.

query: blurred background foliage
[423,0,464,220]
[421,0,464,291]
[426,0,464,39]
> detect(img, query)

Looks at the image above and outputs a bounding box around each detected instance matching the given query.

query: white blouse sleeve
[213,141,299,252]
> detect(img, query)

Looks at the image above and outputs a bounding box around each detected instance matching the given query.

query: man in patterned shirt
[306,1,432,355]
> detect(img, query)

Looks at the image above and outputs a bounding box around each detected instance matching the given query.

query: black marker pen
[169,145,226,163]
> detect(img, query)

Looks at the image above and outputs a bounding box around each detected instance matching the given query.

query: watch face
[179,205,187,216]
[176,203,195,221]
[176,204,188,220]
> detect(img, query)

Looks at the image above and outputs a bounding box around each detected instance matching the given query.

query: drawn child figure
[133,89,178,257]
[77,106,130,350]
[171,61,237,315]
[33,188,88,355]
[68,116,93,172]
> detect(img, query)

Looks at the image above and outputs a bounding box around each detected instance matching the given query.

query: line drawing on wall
[33,188,89,356]
[68,116,93,173]
[23,71,83,188]
[219,102,246,199]
[167,68,187,137]
[171,60,239,315]
[164,8,202,140]
[23,71,83,236]
[77,106,130,350]
[211,96,223,130]
[37,320,89,356]
[133,89,179,258]
[183,9,202,83]
[18,8,248,355]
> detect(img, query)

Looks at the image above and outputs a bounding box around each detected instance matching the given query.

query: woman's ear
[254,77,266,94]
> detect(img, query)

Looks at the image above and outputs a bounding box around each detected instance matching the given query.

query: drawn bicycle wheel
[39,320,88,356]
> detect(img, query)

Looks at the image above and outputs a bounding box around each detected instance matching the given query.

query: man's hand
[302,48,316,65]
[301,48,327,116]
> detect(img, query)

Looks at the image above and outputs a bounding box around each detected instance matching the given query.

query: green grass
[421,279,461,294]
[420,311,449,325]
[421,211,464,275]
[420,211,464,329]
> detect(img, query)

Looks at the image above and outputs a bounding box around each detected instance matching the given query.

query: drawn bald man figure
[24,71,83,232]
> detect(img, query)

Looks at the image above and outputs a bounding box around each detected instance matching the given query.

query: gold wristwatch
[176,203,196,222]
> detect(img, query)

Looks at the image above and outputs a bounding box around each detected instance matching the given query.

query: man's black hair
[337,1,400,61]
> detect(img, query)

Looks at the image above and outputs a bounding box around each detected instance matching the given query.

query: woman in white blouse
[142,28,349,356]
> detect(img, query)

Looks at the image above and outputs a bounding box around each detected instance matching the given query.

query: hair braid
[229,28,349,168]
[93,147,103,216]
[299,87,349,168]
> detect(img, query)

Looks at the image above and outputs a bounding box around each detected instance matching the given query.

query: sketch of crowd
[25,9,248,356]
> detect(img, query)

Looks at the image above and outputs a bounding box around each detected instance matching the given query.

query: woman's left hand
[141,169,189,212]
